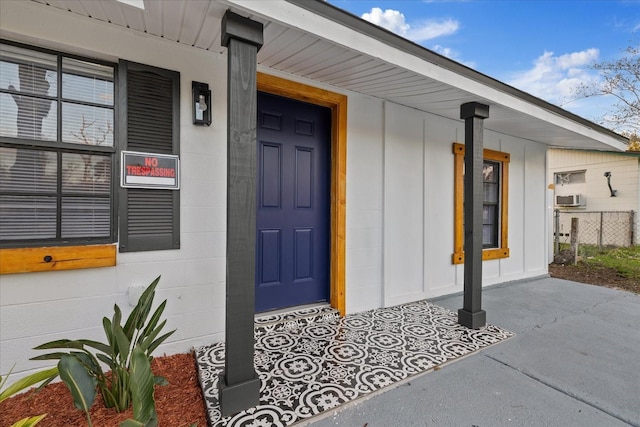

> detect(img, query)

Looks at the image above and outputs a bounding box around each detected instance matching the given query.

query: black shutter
[118,61,180,252]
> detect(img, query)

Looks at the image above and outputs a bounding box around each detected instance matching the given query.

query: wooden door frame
[257,72,347,315]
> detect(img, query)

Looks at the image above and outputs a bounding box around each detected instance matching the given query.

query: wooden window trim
[452,142,509,264]
[0,244,116,274]
[257,72,347,315]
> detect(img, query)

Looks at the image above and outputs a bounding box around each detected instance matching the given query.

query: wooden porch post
[458,102,489,329]
[219,10,263,416]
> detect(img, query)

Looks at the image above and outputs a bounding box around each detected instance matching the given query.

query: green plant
[583,245,640,279]
[0,365,59,427]
[31,276,175,426]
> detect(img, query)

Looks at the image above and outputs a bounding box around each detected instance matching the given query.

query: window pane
[483,205,496,225]
[0,147,57,193]
[555,171,585,185]
[483,162,498,183]
[483,163,494,182]
[484,182,499,203]
[0,195,56,239]
[483,205,498,247]
[62,58,113,106]
[0,92,57,140]
[483,224,497,247]
[61,197,110,238]
[62,153,111,194]
[0,44,58,141]
[0,44,58,96]
[62,102,113,146]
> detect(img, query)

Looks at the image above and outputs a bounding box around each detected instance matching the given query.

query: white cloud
[432,44,455,58]
[361,7,459,42]
[406,19,459,42]
[362,8,410,35]
[432,44,476,68]
[507,49,600,105]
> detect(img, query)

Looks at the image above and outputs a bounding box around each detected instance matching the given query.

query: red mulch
[0,352,207,427]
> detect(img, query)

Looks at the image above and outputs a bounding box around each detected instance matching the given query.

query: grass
[580,245,640,279]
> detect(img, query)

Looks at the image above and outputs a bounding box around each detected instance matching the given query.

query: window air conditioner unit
[555,194,585,207]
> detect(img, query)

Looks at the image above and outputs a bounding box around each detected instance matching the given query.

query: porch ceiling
[30,0,627,152]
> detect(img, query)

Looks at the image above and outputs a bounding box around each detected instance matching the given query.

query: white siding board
[423,113,459,294]
[524,143,548,273]
[500,136,526,277]
[345,95,384,313]
[383,102,425,306]
[483,261,501,280]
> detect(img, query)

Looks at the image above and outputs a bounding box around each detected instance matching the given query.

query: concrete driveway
[306,277,640,427]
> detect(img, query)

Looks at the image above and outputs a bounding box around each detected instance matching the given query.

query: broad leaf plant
[31,276,175,426]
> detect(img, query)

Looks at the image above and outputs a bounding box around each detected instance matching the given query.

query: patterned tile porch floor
[195,301,514,427]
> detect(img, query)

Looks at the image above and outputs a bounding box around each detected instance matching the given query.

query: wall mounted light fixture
[192,81,211,126]
[604,171,617,197]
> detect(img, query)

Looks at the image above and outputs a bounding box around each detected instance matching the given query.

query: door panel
[260,143,281,208]
[294,228,313,281]
[295,148,313,208]
[259,229,281,284]
[256,92,330,312]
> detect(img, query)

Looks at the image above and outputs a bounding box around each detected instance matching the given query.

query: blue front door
[255,92,331,312]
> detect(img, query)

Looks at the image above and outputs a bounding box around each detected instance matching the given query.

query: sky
[328,0,639,130]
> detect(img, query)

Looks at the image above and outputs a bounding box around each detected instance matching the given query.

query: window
[555,170,585,186]
[0,41,116,247]
[452,143,509,264]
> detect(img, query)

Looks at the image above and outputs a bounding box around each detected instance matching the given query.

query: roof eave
[284,0,628,149]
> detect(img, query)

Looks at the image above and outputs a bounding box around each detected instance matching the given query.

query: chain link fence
[553,210,637,259]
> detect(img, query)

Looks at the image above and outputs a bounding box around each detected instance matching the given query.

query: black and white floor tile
[195,300,514,427]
